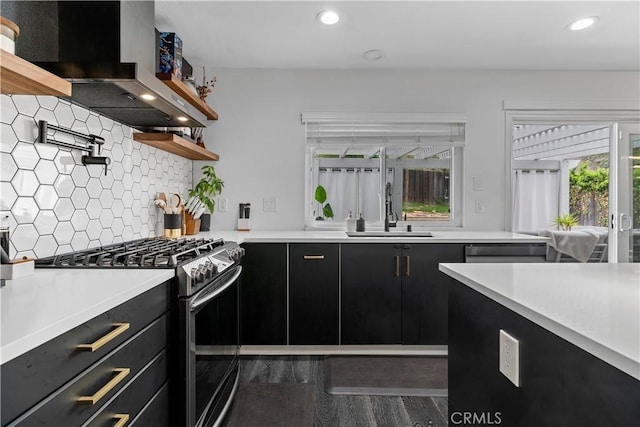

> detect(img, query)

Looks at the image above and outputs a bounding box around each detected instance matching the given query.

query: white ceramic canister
[0,17,19,54]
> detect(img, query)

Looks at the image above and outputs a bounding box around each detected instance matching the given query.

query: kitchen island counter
[440,262,640,380]
[0,269,173,364]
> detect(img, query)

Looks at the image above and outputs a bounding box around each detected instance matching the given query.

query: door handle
[77,368,130,405]
[405,255,410,277]
[113,414,130,427]
[303,255,325,260]
[77,323,130,352]
[395,256,400,277]
[620,213,633,232]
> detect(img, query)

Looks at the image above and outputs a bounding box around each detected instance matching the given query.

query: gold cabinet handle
[303,255,325,260]
[405,255,411,277]
[77,368,130,405]
[395,256,400,277]
[77,323,130,352]
[113,414,130,427]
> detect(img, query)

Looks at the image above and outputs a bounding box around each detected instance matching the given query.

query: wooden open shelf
[133,133,219,161]
[0,50,71,97]
[156,73,218,120]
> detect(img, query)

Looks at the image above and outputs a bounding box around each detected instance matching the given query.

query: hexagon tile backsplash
[0,94,193,259]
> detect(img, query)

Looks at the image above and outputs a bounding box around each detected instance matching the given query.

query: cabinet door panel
[402,244,464,345]
[341,244,401,344]
[240,243,287,345]
[289,243,339,345]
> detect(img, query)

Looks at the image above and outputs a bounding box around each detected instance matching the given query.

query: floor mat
[324,356,448,397]
[224,383,315,427]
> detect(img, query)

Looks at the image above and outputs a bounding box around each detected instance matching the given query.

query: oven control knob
[204,261,216,278]
[230,247,244,262]
[196,265,207,283]
[204,261,215,279]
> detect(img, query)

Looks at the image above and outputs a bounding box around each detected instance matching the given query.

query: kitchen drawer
[1,282,170,426]
[129,383,170,427]
[5,314,169,427]
[83,350,168,427]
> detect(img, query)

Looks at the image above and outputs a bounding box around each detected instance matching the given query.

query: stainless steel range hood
[8,0,206,129]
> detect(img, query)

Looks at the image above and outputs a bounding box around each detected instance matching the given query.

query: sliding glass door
[510,117,639,263]
[613,124,640,262]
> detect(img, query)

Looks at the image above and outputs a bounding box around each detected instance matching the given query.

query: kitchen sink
[345,231,434,237]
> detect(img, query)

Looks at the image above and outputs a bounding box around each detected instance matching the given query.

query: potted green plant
[189,165,224,231]
[553,213,579,231]
[314,185,334,220]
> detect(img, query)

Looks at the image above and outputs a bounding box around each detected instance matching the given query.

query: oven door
[179,265,242,427]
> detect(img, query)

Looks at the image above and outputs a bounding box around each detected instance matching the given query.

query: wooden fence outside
[403,169,449,204]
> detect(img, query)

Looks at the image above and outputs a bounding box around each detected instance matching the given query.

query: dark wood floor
[224,356,448,427]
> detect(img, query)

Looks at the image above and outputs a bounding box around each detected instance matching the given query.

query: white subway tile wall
[0,94,193,259]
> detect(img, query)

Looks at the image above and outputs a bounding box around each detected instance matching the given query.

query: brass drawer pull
[113,414,130,427]
[77,368,130,405]
[77,323,130,352]
[303,255,325,260]
[395,256,400,277]
[405,255,411,277]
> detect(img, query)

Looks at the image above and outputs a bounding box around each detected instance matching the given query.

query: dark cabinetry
[289,243,339,345]
[240,243,288,345]
[341,243,464,345]
[449,279,640,426]
[341,244,402,344]
[1,283,171,427]
[403,244,464,345]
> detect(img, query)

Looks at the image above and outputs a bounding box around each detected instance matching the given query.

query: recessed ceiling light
[363,49,384,61]
[177,116,188,122]
[140,93,156,101]
[317,10,339,25]
[567,16,599,31]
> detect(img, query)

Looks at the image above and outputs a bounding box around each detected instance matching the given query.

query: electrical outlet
[263,197,277,212]
[499,329,520,387]
[475,199,486,214]
[218,197,228,212]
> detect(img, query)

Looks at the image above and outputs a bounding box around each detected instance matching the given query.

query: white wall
[195,69,639,231]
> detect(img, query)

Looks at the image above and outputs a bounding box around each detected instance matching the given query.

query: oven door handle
[191,266,242,311]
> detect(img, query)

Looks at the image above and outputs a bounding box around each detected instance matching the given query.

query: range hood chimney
[7,0,207,129]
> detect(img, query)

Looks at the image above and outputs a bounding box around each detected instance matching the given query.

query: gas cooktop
[34,237,230,269]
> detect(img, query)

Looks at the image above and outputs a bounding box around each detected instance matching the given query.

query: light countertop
[439,262,640,380]
[0,269,173,365]
[198,229,548,244]
[0,230,547,365]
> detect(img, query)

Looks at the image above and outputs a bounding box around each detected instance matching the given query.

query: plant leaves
[323,203,334,219]
[315,185,327,204]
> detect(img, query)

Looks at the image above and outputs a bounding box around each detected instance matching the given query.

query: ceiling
[154,0,640,71]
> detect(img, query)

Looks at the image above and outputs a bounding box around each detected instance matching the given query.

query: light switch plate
[473,176,484,191]
[218,197,228,212]
[499,329,520,387]
[263,197,277,212]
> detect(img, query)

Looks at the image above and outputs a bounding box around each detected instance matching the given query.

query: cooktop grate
[34,237,225,268]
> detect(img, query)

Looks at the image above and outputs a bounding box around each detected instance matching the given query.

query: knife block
[185,211,201,235]
[237,218,250,231]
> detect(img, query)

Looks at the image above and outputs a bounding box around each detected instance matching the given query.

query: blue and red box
[158,32,183,79]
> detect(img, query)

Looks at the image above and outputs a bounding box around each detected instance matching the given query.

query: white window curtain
[513,170,559,233]
[318,168,380,220]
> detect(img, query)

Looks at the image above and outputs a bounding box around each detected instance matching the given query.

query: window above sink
[302,113,466,229]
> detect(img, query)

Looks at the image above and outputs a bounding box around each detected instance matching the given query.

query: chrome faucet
[384,182,397,231]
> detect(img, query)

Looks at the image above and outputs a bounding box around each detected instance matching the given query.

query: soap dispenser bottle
[356,213,365,232]
[346,211,356,232]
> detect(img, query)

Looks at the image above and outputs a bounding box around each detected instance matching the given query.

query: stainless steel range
[35,237,244,427]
